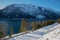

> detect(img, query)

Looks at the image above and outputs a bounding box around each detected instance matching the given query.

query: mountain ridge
[0,4,60,20]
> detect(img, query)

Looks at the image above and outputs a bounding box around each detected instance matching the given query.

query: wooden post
[45,20,48,26]
[20,18,27,32]
[31,21,37,31]
[0,23,4,40]
[9,26,14,38]
[57,18,60,23]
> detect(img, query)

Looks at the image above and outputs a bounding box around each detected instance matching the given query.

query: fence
[0,18,55,39]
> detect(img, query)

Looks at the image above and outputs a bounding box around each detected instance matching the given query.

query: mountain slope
[0,4,60,20]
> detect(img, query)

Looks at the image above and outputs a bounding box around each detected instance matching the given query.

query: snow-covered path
[6,22,60,40]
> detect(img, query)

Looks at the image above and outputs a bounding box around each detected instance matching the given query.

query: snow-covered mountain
[0,4,60,20]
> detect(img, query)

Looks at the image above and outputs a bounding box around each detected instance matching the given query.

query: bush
[57,18,60,23]
[31,20,55,31]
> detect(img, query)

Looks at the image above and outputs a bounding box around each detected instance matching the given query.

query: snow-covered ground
[5,22,60,40]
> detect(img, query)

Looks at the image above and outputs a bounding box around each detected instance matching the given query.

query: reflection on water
[0,20,21,35]
[0,19,55,36]
[0,19,33,35]
[0,21,8,35]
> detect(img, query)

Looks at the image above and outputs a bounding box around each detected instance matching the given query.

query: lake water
[7,20,21,35]
[0,20,22,35]
[0,19,42,36]
[0,19,35,35]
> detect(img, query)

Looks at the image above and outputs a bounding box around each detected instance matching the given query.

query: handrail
[0,18,56,40]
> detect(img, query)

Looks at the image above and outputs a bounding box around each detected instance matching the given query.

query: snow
[31,23,58,35]
[42,24,60,40]
[1,4,59,19]
[5,22,60,40]
[35,15,46,20]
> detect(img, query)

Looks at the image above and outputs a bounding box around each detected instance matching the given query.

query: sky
[0,0,60,11]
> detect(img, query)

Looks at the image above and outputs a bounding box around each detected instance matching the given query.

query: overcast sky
[0,0,60,11]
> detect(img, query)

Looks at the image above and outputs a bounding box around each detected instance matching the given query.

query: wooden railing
[0,18,57,40]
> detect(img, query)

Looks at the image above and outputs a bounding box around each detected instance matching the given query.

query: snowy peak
[3,4,40,18]
[0,4,60,20]
[3,4,38,14]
